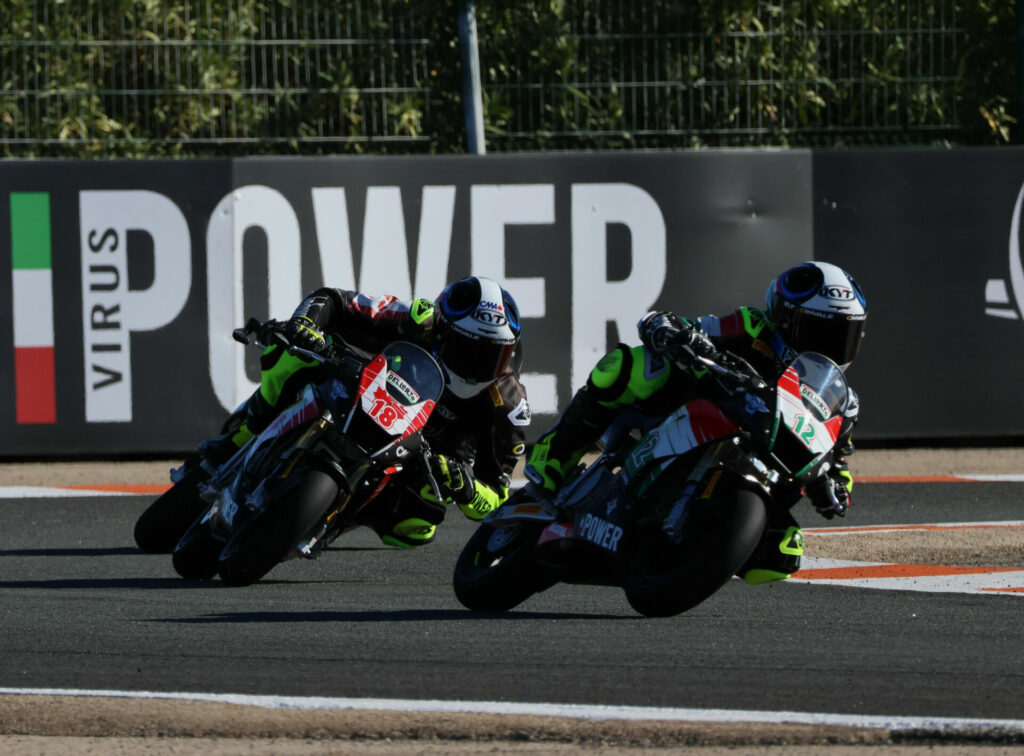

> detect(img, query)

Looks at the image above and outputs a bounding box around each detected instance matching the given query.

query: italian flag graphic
[10,192,56,424]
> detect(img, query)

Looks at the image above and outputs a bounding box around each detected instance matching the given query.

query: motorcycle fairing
[778,364,843,458]
[357,353,436,440]
[623,398,739,479]
[622,398,740,499]
[487,498,561,523]
[773,356,846,478]
[240,384,323,474]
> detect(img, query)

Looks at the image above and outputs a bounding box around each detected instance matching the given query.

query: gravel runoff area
[1,447,1022,755]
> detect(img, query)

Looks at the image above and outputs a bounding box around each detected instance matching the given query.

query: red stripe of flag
[15,347,56,424]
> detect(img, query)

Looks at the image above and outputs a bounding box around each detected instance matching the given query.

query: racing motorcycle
[452,347,850,617]
[168,318,445,586]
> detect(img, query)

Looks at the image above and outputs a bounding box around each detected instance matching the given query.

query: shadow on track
[0,578,212,589]
[156,609,637,623]
[0,547,139,557]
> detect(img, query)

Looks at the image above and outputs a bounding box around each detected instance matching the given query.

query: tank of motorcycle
[770,351,849,479]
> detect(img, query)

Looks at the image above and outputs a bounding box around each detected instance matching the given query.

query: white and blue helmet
[434,276,522,398]
[766,261,867,368]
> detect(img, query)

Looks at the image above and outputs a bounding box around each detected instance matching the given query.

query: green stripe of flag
[10,192,52,270]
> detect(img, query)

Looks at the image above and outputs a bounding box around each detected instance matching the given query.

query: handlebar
[232,317,368,375]
[681,350,769,397]
[418,445,445,507]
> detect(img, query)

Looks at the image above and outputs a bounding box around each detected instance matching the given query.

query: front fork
[200,414,338,541]
[661,438,779,541]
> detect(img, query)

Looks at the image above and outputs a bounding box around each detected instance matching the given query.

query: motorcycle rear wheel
[216,467,339,587]
[133,463,210,554]
[171,513,223,581]
[453,521,552,612]
[624,487,767,618]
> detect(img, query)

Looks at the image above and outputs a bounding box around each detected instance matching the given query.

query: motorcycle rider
[202,275,531,548]
[524,261,867,584]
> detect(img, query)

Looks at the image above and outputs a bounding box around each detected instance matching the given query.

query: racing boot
[738,510,804,585]
[359,483,447,548]
[380,518,438,548]
[526,385,617,492]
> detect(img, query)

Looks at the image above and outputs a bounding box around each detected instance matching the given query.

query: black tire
[133,463,210,554]
[216,467,339,587]
[453,521,552,612]
[171,514,223,581]
[624,486,767,618]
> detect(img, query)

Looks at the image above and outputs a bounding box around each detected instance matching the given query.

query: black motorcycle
[165,318,445,586]
[453,347,850,617]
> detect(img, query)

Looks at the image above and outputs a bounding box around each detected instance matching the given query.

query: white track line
[1,687,1023,733]
[0,486,126,498]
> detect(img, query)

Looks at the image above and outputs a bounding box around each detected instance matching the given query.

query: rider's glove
[676,327,717,359]
[638,311,716,360]
[638,311,686,353]
[430,453,476,508]
[806,474,850,520]
[284,316,328,353]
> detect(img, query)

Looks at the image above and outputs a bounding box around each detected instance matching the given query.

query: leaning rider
[204,275,531,548]
[524,261,868,583]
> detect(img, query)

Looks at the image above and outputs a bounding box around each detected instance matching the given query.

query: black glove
[639,311,716,359]
[430,454,476,507]
[283,315,327,353]
[638,311,686,353]
[806,474,850,520]
[677,326,716,359]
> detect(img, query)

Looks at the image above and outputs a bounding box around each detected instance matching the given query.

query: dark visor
[437,329,515,384]
[789,313,866,366]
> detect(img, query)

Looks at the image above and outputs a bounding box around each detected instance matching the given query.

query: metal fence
[0,1,990,155]
[485,1,967,149]
[0,0,434,154]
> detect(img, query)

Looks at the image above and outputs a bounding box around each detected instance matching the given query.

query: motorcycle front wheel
[216,467,339,587]
[133,462,210,554]
[171,511,223,581]
[624,486,767,618]
[453,521,552,612]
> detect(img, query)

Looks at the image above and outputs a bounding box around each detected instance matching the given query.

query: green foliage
[0,0,1016,156]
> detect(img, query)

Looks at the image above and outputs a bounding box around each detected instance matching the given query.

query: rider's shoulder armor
[587,344,670,408]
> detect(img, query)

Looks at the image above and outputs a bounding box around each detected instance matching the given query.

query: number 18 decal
[368,385,406,430]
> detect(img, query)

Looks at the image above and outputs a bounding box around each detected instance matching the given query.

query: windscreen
[792,352,849,422]
[382,342,445,405]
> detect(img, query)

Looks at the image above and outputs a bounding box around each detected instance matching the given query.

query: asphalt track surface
[0,479,1022,731]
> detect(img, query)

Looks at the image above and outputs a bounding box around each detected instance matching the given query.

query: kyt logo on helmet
[821,285,857,301]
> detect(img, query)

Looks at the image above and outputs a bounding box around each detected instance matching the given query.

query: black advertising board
[3,147,1021,456]
[0,152,808,456]
[0,160,233,456]
[814,148,1024,440]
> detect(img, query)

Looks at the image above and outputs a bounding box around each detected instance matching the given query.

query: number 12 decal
[789,414,816,446]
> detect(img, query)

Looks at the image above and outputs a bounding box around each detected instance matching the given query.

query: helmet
[434,276,522,398]
[765,261,867,368]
